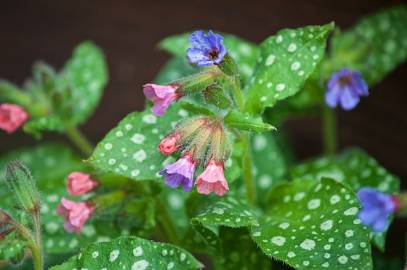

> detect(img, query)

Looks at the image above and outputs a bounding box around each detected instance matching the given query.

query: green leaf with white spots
[251,178,373,270]
[331,5,407,85]
[22,42,108,135]
[49,236,203,270]
[245,23,334,115]
[0,143,108,261]
[159,33,259,84]
[289,148,400,250]
[89,105,191,181]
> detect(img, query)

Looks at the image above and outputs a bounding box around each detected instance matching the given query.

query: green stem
[322,105,337,156]
[32,210,43,269]
[230,77,245,111]
[242,134,256,206]
[65,126,94,157]
[155,198,180,245]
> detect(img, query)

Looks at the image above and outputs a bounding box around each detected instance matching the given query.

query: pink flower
[158,134,181,155]
[0,104,29,134]
[57,198,95,233]
[143,83,180,116]
[196,161,229,196]
[67,172,98,196]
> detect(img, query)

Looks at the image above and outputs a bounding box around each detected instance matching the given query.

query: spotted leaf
[251,178,372,270]
[159,33,259,84]
[331,5,407,85]
[49,236,203,270]
[289,148,400,250]
[245,23,334,115]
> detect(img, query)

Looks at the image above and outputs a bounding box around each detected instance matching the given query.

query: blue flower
[325,68,368,110]
[357,188,397,232]
[187,30,227,67]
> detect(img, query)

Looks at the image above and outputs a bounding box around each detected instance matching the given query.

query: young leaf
[224,111,275,132]
[159,33,259,84]
[49,236,203,270]
[289,148,400,250]
[251,178,372,270]
[89,105,189,181]
[245,23,334,115]
[331,5,407,85]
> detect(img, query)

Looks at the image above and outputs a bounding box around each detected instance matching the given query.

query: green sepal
[203,85,232,109]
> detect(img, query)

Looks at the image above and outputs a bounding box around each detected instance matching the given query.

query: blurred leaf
[244,23,333,115]
[252,178,373,270]
[290,148,400,250]
[331,5,407,85]
[49,236,203,270]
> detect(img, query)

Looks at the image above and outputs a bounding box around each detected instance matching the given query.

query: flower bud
[5,161,40,213]
[0,209,15,240]
[203,85,231,109]
[0,104,29,134]
[158,133,181,155]
[67,172,98,196]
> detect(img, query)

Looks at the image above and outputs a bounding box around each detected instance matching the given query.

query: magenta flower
[143,83,180,116]
[67,172,98,196]
[0,104,29,134]
[325,68,368,110]
[57,198,95,233]
[187,30,227,67]
[196,161,229,196]
[357,188,398,232]
[160,153,196,192]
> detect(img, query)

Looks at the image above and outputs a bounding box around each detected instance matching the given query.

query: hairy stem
[230,76,245,111]
[322,105,337,156]
[155,198,180,245]
[242,134,256,206]
[32,210,43,270]
[65,126,94,157]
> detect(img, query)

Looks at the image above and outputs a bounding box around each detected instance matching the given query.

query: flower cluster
[57,172,98,233]
[0,103,28,134]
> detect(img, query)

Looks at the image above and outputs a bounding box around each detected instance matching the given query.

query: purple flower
[357,188,398,232]
[143,83,181,116]
[160,153,196,192]
[325,68,368,110]
[187,30,227,67]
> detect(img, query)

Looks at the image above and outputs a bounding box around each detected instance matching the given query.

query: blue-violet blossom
[357,187,398,232]
[160,153,196,192]
[187,30,227,67]
[325,68,368,110]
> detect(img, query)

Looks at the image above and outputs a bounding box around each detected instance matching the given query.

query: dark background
[0,0,405,262]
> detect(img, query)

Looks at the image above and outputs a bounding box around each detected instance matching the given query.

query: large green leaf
[331,5,407,85]
[0,144,112,261]
[50,236,203,270]
[245,24,333,115]
[159,33,259,84]
[251,178,372,270]
[289,148,400,250]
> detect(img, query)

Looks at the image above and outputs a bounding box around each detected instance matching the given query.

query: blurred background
[0,0,406,264]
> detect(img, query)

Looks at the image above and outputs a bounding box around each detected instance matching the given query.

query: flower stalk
[322,104,337,156]
[65,126,94,157]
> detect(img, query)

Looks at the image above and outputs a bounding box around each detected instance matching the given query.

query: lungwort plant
[0,5,407,270]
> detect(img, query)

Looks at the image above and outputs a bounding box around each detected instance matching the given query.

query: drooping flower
[196,161,229,196]
[325,68,368,110]
[159,153,196,192]
[67,172,98,196]
[57,198,95,233]
[357,188,398,232]
[0,104,29,133]
[158,134,181,155]
[143,84,181,116]
[187,30,227,67]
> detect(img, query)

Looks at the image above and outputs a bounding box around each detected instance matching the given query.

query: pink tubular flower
[0,104,29,134]
[143,83,180,116]
[57,198,95,233]
[158,134,181,155]
[196,161,229,196]
[67,172,98,196]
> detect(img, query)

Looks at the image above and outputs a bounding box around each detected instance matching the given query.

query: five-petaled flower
[325,68,368,110]
[67,172,98,196]
[160,153,197,192]
[0,104,29,134]
[57,198,95,233]
[187,30,227,67]
[357,188,398,232]
[143,83,181,116]
[196,160,229,196]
